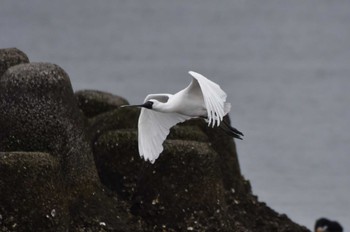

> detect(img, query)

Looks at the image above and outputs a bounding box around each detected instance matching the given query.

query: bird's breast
[169,91,206,117]
[175,101,207,117]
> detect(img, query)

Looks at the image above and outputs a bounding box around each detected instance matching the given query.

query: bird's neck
[153,102,173,113]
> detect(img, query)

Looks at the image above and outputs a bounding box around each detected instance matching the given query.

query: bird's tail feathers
[220,120,244,139]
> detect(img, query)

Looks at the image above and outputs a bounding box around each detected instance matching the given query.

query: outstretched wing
[188,71,229,127]
[138,109,190,163]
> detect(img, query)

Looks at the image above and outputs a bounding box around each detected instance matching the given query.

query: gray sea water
[1,0,349,230]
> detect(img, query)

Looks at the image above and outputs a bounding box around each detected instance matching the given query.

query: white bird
[124,71,243,163]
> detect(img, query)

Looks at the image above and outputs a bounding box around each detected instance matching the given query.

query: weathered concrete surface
[0,62,99,189]
[0,152,68,232]
[91,108,309,232]
[0,48,29,77]
[0,48,310,231]
[0,49,141,232]
[75,90,129,118]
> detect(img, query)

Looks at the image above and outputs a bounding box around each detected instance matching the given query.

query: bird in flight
[123,71,243,163]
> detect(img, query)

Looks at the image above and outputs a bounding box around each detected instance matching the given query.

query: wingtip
[145,157,156,164]
[188,70,198,76]
[140,154,157,164]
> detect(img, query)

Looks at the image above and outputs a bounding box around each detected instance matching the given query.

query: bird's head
[141,100,154,109]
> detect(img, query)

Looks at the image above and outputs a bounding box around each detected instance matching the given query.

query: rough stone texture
[0,48,310,231]
[0,48,29,77]
[0,152,68,232]
[91,109,310,232]
[0,62,98,189]
[0,54,141,232]
[75,90,129,118]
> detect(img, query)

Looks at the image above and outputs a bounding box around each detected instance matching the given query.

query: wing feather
[138,72,230,163]
[188,71,228,127]
[138,108,190,163]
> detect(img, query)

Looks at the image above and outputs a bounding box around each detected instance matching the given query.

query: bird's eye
[143,101,154,109]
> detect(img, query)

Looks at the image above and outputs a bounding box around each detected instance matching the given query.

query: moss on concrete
[0,48,310,232]
[0,152,69,232]
[75,90,129,118]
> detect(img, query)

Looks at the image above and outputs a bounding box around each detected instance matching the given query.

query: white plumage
[125,71,243,163]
